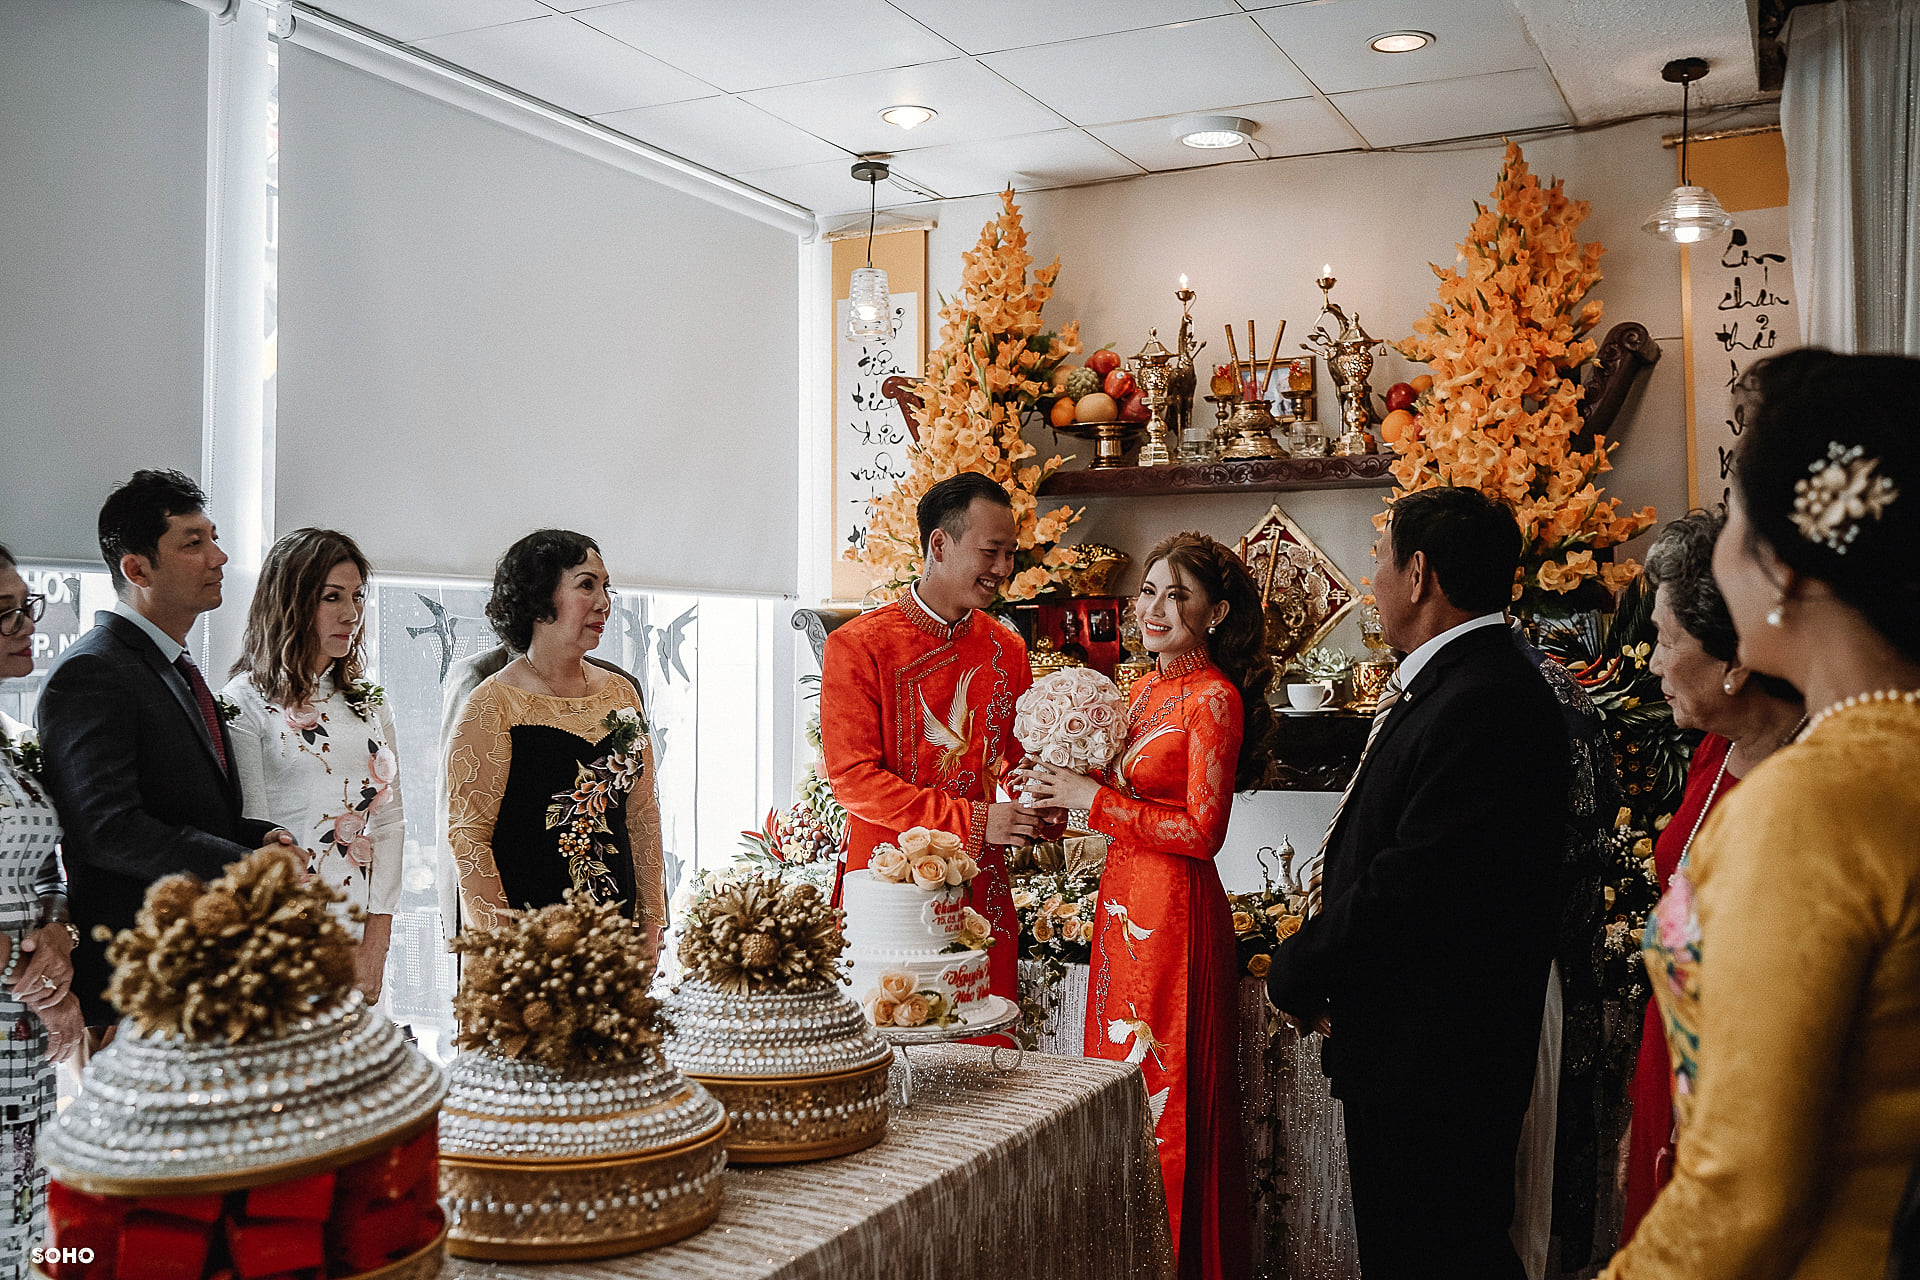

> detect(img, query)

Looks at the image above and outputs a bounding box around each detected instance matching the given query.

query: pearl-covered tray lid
[662,977,892,1079]
[40,993,445,1194]
[440,1046,726,1161]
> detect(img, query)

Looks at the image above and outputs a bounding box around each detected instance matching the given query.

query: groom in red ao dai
[821,474,1046,1004]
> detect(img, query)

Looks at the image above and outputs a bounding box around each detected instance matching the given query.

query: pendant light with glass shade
[847,158,895,341]
[1644,58,1735,245]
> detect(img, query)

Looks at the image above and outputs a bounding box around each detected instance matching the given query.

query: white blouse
[222,671,405,936]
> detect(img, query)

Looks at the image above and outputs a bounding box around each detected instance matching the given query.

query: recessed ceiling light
[880,104,936,130]
[1174,115,1255,149]
[1369,30,1434,53]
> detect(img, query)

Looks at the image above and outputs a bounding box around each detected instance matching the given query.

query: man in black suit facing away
[38,470,293,1029]
[1266,487,1570,1280]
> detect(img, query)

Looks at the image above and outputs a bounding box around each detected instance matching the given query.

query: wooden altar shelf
[1038,454,1396,499]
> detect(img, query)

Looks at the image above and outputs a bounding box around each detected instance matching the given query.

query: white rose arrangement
[1012,667,1129,794]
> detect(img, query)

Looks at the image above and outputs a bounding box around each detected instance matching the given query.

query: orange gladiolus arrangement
[1389,142,1656,616]
[845,189,1084,604]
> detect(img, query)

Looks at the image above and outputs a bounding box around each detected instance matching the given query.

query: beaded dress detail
[446,678,664,932]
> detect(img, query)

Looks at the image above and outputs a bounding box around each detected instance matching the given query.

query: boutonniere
[601,705,646,758]
[0,732,45,781]
[343,680,385,720]
[215,695,242,724]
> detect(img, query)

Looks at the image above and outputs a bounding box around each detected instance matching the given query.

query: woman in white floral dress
[224,530,403,1001]
[0,545,83,1279]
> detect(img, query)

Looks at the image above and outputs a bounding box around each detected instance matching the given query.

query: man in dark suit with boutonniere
[38,470,297,1033]
[1266,485,1570,1280]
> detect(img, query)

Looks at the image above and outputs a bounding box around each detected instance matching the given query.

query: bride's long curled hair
[1142,532,1273,789]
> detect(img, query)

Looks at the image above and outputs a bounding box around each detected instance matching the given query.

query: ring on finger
[40,975,55,990]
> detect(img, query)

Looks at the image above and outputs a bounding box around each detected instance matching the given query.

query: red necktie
[176,653,230,775]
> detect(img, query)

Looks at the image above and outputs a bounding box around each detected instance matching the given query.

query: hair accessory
[1790,442,1899,554]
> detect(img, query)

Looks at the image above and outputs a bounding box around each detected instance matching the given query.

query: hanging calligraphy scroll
[831,229,928,603]
[1683,205,1795,510]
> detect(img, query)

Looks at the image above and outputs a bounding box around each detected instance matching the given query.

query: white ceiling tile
[1248,0,1543,94]
[594,96,847,172]
[1508,0,1763,125]
[1088,96,1360,170]
[741,58,1069,156]
[884,129,1142,199]
[1329,67,1570,148]
[316,0,552,44]
[414,15,714,116]
[574,0,962,93]
[982,15,1316,125]
[737,157,941,216]
[886,0,1238,56]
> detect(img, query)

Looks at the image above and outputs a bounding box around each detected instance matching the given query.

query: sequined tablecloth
[441,1045,1173,1280]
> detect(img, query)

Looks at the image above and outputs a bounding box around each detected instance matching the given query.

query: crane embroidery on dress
[1107,1003,1168,1071]
[920,665,978,781]
[1103,898,1155,960]
[1146,1087,1170,1144]
[1117,724,1182,788]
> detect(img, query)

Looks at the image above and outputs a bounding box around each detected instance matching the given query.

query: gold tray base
[688,1055,891,1164]
[446,1202,720,1262]
[442,1122,727,1261]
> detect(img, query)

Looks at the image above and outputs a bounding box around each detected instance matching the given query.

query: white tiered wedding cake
[840,827,993,1027]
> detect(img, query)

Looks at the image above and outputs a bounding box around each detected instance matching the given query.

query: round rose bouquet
[1013,667,1128,781]
[869,825,980,891]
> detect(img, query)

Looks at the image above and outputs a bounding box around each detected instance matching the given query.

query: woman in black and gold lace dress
[446,530,664,946]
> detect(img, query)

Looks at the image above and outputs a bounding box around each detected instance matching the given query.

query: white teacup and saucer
[1280,681,1335,716]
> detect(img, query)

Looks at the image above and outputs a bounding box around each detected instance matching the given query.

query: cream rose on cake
[844,826,992,1028]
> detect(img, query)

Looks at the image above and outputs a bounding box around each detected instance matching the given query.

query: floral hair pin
[1790,442,1899,554]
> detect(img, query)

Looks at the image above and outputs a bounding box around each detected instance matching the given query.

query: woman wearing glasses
[445,530,664,946]
[0,546,84,1278]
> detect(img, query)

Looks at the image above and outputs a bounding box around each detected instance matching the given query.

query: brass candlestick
[1301,273,1380,457]
[1171,282,1209,461]
[1131,331,1177,468]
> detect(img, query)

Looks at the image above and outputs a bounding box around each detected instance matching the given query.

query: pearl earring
[1723,676,1737,695]
[1766,601,1785,627]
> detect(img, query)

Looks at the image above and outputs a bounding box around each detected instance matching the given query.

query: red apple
[1384,382,1417,413]
[1087,348,1121,378]
[1119,391,1151,422]
[1103,368,1136,399]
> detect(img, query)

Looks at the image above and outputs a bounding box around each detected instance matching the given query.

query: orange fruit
[1380,409,1416,443]
[1409,374,1434,394]
[1050,397,1077,428]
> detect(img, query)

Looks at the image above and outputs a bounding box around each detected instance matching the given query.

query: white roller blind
[276,46,800,595]
[0,0,209,564]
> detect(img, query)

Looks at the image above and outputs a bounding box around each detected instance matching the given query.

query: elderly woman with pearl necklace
[1604,349,1920,1280]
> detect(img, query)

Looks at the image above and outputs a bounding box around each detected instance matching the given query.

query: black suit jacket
[1266,623,1569,1116]
[38,611,278,1023]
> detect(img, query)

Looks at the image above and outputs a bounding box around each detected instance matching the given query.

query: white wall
[0,0,210,565]
[918,119,1695,651]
